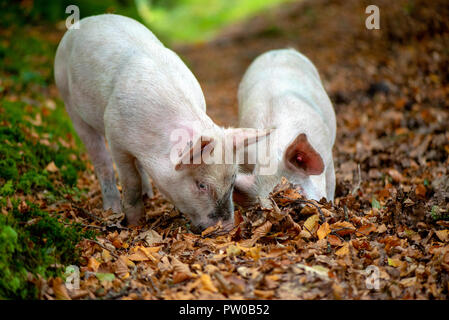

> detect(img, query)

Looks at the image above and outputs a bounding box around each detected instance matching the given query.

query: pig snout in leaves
[54,14,269,228]
[234,48,337,206]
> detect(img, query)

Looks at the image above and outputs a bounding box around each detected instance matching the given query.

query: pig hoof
[123,202,144,226]
[103,198,121,213]
[125,214,143,226]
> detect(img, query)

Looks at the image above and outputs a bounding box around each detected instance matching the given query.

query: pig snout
[191,200,235,234]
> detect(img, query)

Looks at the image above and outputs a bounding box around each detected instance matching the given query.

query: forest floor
[1,0,448,299]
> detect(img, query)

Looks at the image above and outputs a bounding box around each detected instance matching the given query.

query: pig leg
[325,160,336,201]
[109,146,144,225]
[135,159,154,197]
[65,105,121,212]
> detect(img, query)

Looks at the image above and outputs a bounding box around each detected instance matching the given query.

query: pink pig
[54,14,268,228]
[234,49,337,207]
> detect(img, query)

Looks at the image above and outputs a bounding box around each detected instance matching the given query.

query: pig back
[238,49,336,143]
[55,14,175,133]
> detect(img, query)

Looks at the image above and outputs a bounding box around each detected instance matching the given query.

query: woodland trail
[1,0,448,300]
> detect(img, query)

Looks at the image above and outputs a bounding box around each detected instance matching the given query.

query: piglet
[54,14,268,229]
[234,49,336,206]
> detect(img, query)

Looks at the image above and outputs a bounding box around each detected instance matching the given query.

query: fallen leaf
[435,230,449,242]
[128,249,149,262]
[356,223,376,236]
[226,244,241,257]
[87,257,101,272]
[415,184,426,198]
[328,234,343,246]
[96,273,115,282]
[330,221,356,236]
[303,214,319,235]
[52,277,71,300]
[335,243,350,256]
[317,222,331,240]
[173,272,192,284]
[246,246,261,261]
[201,220,222,237]
[171,257,193,276]
[387,169,404,183]
[200,274,218,293]
[45,161,58,173]
[253,289,275,299]
[377,224,388,233]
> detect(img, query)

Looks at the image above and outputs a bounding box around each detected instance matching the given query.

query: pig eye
[196,181,208,192]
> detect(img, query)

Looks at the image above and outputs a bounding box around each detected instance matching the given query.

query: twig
[302,224,317,240]
[71,203,105,223]
[330,229,351,240]
[63,222,103,230]
[280,196,325,222]
[87,239,120,259]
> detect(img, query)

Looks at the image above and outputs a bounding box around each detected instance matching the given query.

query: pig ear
[175,136,215,171]
[226,128,272,150]
[233,174,256,207]
[284,133,324,175]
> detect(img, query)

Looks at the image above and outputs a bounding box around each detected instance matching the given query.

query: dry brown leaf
[356,223,377,236]
[377,224,388,233]
[201,220,222,237]
[173,272,192,284]
[253,289,275,299]
[330,221,356,236]
[335,243,350,256]
[435,230,449,242]
[317,222,331,240]
[328,234,344,246]
[171,257,193,276]
[387,169,405,182]
[303,214,319,235]
[200,274,218,293]
[415,184,427,198]
[252,220,272,240]
[114,257,130,279]
[87,257,101,272]
[45,161,58,173]
[52,278,71,300]
[246,246,261,261]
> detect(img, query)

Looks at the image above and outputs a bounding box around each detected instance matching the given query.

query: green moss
[431,205,449,221]
[0,201,96,299]
[0,99,85,196]
[0,26,93,299]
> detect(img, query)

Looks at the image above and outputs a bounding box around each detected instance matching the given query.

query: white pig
[54,14,268,229]
[234,49,336,206]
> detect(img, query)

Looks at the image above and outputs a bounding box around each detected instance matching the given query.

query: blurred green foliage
[0,0,293,44]
[136,0,294,43]
[0,0,140,27]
